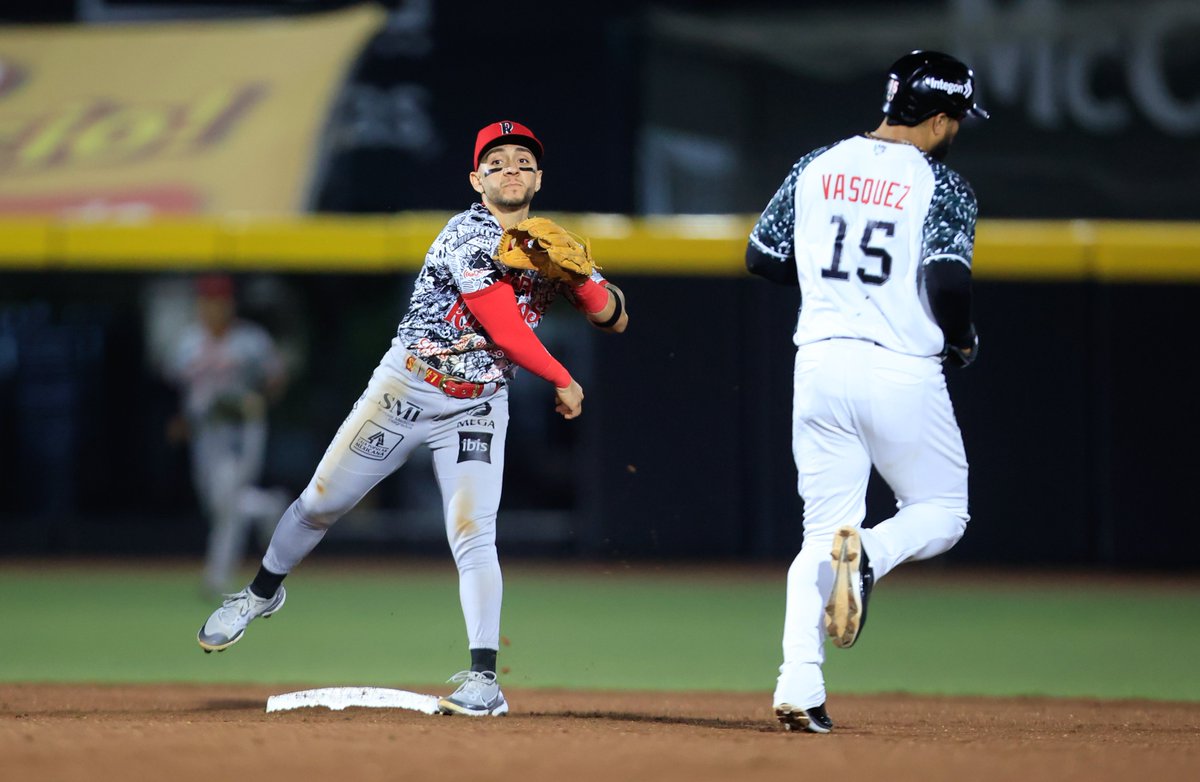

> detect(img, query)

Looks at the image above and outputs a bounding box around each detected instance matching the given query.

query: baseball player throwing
[195,120,629,717]
[745,51,986,733]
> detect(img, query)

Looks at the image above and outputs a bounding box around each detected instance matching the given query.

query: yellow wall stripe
[971,220,1092,280]
[1089,222,1200,282]
[224,216,393,271]
[0,218,51,268]
[55,220,222,268]
[2,215,1199,282]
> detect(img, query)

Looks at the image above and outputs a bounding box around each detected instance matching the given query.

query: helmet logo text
[923,76,973,99]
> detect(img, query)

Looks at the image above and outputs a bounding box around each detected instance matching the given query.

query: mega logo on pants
[457,431,493,463]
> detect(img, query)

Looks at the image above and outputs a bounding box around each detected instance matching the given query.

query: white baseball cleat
[197,586,286,653]
[437,670,509,716]
[825,526,874,649]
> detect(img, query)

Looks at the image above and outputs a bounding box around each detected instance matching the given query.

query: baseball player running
[165,273,288,597]
[195,121,629,717]
[745,51,985,733]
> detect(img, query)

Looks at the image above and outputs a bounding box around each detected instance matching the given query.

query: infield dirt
[3,683,1197,782]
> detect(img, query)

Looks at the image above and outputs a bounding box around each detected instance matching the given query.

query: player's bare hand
[554,380,584,420]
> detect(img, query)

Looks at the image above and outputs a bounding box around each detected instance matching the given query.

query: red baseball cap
[474,120,543,169]
[195,273,234,299]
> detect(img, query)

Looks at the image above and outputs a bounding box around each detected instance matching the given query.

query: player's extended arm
[924,259,977,366]
[570,278,629,333]
[463,280,583,418]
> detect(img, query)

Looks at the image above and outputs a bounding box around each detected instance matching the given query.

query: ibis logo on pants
[457,431,493,463]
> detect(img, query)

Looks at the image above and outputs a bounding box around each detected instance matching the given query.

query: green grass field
[2,558,1197,701]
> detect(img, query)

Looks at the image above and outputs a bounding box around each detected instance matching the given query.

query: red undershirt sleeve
[571,278,610,314]
[462,280,572,387]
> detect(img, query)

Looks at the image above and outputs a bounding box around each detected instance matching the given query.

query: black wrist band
[595,289,624,329]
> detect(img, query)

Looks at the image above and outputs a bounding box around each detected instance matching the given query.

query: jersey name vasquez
[820,173,911,211]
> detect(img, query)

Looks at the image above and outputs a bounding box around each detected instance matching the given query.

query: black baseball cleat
[825,527,875,649]
[774,702,834,734]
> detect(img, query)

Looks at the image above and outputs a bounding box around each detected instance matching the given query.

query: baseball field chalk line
[266,687,441,714]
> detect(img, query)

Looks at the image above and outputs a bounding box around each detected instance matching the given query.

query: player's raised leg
[197,366,435,652]
[857,352,969,581]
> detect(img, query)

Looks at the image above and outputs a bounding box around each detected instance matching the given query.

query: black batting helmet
[881,50,989,125]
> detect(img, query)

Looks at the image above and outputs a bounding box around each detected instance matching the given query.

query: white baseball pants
[775,338,969,709]
[261,341,510,651]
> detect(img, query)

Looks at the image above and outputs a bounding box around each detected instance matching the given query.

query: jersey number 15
[821,216,894,285]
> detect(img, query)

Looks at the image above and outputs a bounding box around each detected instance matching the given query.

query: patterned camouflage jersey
[397,203,593,384]
[749,134,978,357]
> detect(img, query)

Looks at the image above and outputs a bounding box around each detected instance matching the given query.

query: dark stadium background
[2,0,1197,569]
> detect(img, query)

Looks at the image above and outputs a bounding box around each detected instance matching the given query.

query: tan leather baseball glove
[495,216,598,284]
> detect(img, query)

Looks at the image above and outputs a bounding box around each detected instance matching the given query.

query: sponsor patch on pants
[457,431,493,463]
[351,421,404,460]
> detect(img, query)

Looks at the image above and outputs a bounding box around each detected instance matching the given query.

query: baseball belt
[404,354,499,400]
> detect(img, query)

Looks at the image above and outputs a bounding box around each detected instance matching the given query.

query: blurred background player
[745,50,985,733]
[165,273,289,597]
[194,121,629,717]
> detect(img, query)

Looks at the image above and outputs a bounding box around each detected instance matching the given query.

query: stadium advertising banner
[0,4,382,216]
[640,0,1200,219]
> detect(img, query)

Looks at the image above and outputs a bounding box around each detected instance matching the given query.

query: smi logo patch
[457,431,493,463]
[350,421,404,461]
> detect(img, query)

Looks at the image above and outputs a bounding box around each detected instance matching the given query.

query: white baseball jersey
[749,135,978,357]
[169,319,284,423]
